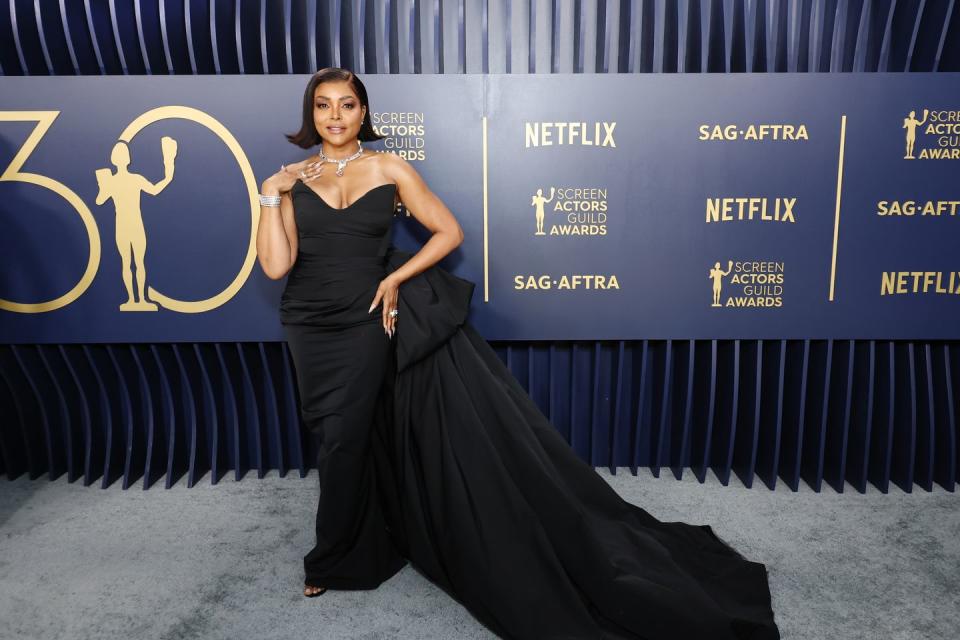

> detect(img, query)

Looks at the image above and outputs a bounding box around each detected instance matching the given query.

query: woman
[257,68,780,640]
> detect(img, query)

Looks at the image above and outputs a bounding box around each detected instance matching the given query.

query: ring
[299,170,306,178]
[388,309,398,318]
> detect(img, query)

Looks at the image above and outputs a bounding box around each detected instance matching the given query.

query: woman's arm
[382,153,465,287]
[257,161,308,280]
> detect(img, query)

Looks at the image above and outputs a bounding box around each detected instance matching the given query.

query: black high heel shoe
[303,585,327,597]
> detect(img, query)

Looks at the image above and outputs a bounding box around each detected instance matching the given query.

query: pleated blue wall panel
[2,0,958,492]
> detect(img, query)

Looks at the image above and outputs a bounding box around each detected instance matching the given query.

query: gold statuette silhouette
[709,260,733,307]
[903,109,928,160]
[531,187,555,236]
[95,136,177,311]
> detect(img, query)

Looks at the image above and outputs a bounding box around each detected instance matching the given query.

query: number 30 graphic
[0,106,260,314]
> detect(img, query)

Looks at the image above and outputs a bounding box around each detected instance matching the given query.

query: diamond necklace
[317,140,364,177]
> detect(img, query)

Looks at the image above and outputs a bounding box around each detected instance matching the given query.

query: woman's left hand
[369,276,400,338]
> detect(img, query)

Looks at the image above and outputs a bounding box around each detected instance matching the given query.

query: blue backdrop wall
[1,0,958,493]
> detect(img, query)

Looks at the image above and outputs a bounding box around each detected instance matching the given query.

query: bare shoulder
[378,150,408,171]
[379,151,421,184]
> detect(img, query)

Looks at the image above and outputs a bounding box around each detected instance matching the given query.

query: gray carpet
[1,469,957,640]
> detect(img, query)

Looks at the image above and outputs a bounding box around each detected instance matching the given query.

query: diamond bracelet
[259,193,281,207]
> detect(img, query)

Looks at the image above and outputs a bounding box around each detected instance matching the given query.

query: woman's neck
[320,139,361,160]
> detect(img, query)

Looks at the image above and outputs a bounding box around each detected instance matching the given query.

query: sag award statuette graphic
[710,260,733,307]
[903,109,929,159]
[531,187,555,236]
[95,135,178,311]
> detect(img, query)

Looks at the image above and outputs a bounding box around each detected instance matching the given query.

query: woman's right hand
[262,159,325,195]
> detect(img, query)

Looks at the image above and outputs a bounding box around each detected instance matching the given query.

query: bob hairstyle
[285,67,385,148]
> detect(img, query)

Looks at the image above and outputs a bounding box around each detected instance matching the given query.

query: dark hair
[285,67,385,148]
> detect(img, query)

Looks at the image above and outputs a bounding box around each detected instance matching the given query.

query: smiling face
[313,80,367,146]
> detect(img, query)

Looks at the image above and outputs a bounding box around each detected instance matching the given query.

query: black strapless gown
[281,179,781,640]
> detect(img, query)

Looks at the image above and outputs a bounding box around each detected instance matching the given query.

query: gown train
[369,247,780,640]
